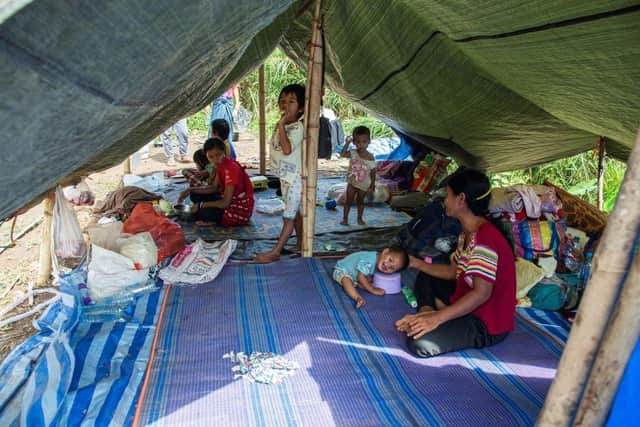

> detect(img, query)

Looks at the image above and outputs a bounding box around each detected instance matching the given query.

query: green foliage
[187,110,209,133]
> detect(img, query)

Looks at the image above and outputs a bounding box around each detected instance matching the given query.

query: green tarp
[1,0,638,219]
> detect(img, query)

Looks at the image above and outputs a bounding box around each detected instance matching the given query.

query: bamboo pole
[124,156,131,174]
[259,65,267,175]
[537,129,640,426]
[597,137,606,210]
[574,250,639,426]
[36,191,55,286]
[301,0,323,257]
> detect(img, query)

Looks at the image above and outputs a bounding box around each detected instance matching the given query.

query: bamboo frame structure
[36,191,54,286]
[574,250,639,426]
[537,129,640,426]
[597,137,606,210]
[259,65,266,175]
[300,0,323,257]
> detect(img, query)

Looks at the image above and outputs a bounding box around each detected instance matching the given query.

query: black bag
[318,116,333,159]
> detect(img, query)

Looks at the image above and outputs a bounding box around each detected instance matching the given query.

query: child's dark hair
[192,149,208,169]
[279,84,305,118]
[352,126,371,139]
[387,245,410,270]
[211,119,230,140]
[203,137,227,154]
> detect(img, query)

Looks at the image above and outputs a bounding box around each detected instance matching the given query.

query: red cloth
[451,222,516,335]
[216,157,254,227]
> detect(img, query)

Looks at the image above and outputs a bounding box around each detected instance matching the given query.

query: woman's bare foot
[340,220,349,226]
[253,252,280,264]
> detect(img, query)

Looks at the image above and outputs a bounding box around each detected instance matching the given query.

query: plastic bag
[255,198,285,215]
[87,244,149,302]
[87,221,123,252]
[159,239,237,285]
[234,107,252,132]
[123,203,185,262]
[52,186,87,269]
[327,182,391,205]
[117,232,158,269]
[62,178,95,206]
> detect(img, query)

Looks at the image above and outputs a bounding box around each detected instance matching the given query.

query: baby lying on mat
[333,246,409,308]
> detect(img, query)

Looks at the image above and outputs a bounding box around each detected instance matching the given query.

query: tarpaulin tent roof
[1,0,638,220]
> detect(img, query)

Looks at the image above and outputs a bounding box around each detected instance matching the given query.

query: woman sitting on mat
[179,137,254,226]
[395,168,516,358]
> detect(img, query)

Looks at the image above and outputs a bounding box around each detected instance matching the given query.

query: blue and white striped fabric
[0,269,164,426]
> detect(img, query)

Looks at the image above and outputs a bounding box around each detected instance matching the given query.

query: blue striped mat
[138,258,568,427]
[0,269,165,426]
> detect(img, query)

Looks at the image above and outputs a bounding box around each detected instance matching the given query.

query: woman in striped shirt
[396,168,516,358]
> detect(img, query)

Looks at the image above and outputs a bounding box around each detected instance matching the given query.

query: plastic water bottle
[563,236,583,272]
[401,287,418,308]
[580,251,593,286]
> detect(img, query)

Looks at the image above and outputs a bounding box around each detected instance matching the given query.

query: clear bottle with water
[580,251,593,287]
[564,236,583,272]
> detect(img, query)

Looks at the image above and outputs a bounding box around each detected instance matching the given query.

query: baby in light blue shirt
[333,246,409,308]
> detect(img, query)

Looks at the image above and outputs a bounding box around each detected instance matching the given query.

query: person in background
[207,84,239,141]
[161,118,189,166]
[210,118,237,160]
[180,138,254,226]
[395,168,516,358]
[340,126,376,225]
[253,83,305,263]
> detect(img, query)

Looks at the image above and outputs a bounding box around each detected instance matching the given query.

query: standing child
[340,126,376,225]
[333,246,409,308]
[254,84,305,263]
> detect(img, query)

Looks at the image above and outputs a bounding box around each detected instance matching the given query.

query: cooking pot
[173,203,197,221]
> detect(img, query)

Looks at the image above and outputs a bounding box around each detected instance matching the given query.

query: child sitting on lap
[340,126,376,225]
[182,149,211,187]
[333,246,409,308]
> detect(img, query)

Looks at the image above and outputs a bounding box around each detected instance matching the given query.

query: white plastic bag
[117,232,158,269]
[87,221,123,252]
[52,186,87,269]
[87,244,150,301]
[62,178,94,206]
[255,198,285,215]
[159,239,237,285]
[327,182,391,205]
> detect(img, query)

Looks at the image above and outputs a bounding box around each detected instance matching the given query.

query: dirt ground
[0,129,348,363]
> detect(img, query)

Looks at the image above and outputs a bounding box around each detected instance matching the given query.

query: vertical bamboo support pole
[301,0,323,257]
[124,156,132,174]
[574,250,640,426]
[537,129,640,426]
[259,65,267,175]
[36,191,55,286]
[597,137,606,210]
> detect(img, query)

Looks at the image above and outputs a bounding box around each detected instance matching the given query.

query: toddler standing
[340,126,376,225]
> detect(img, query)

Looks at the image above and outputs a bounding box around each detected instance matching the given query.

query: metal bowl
[173,203,197,221]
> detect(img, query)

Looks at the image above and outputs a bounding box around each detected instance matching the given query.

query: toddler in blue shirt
[333,246,409,308]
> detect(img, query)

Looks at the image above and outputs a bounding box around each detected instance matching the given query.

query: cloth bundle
[489,184,563,221]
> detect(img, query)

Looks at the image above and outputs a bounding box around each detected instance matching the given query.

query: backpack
[318,115,333,159]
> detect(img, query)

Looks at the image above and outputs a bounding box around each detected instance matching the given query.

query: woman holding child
[179,137,254,226]
[396,168,516,358]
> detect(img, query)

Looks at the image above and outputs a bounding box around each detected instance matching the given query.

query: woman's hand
[178,188,190,203]
[405,312,444,340]
[408,255,421,269]
[395,314,417,333]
